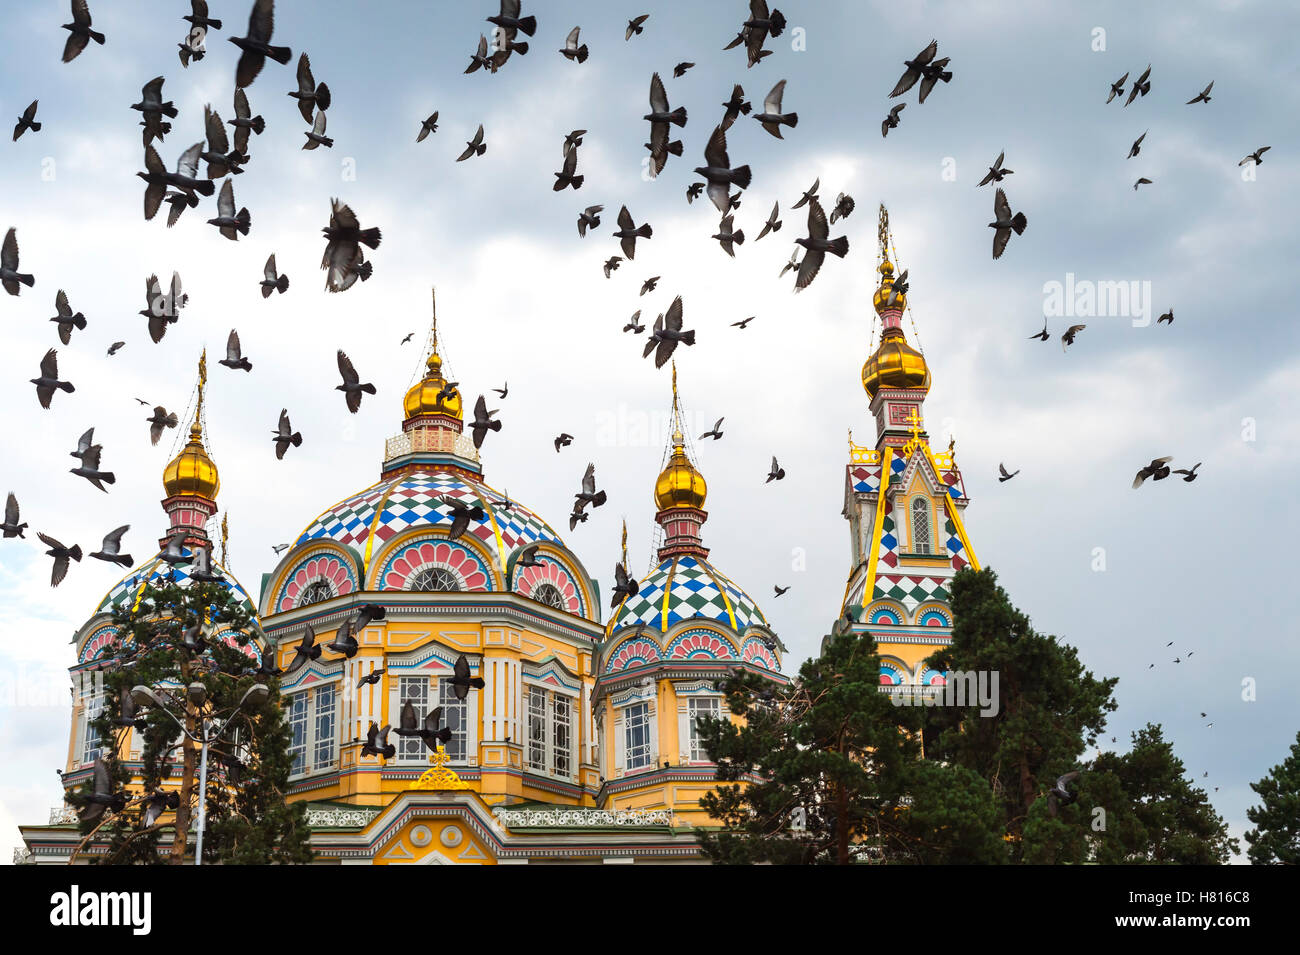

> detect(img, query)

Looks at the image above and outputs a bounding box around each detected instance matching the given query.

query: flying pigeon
[998,463,1019,483]
[139,142,215,221]
[1134,177,1153,190]
[577,204,603,237]
[830,193,856,224]
[643,296,695,368]
[613,205,653,260]
[686,182,704,203]
[889,39,940,100]
[516,543,543,567]
[289,52,330,123]
[731,316,755,329]
[147,406,179,446]
[1157,309,1173,324]
[554,144,583,190]
[132,77,178,147]
[774,585,789,596]
[625,14,649,40]
[301,110,333,150]
[1127,131,1147,159]
[260,254,288,296]
[395,702,453,752]
[1,228,35,295]
[228,87,264,155]
[792,177,819,210]
[457,123,487,162]
[700,418,725,440]
[555,432,573,452]
[766,456,786,483]
[1239,146,1270,166]
[1029,321,1050,341]
[358,668,384,688]
[753,79,798,138]
[713,214,745,256]
[470,395,502,449]
[1172,463,1201,482]
[207,178,251,239]
[881,103,904,138]
[722,85,751,129]
[77,758,125,824]
[1132,456,1174,489]
[989,188,1027,260]
[756,201,781,240]
[49,290,87,345]
[325,620,358,658]
[335,350,376,414]
[978,151,1013,187]
[361,722,396,759]
[1186,81,1214,105]
[603,256,622,278]
[281,623,322,677]
[38,532,82,587]
[1061,324,1086,351]
[1125,65,1151,106]
[229,0,293,89]
[13,100,40,141]
[1107,72,1129,104]
[639,276,660,296]
[611,563,639,608]
[70,441,114,492]
[560,26,588,63]
[695,124,751,213]
[89,526,132,567]
[32,348,74,409]
[2,493,27,539]
[61,0,106,63]
[645,73,687,177]
[794,197,849,291]
[416,111,439,142]
[273,408,302,459]
[321,199,381,292]
[438,495,485,540]
[447,654,486,700]
[570,462,607,529]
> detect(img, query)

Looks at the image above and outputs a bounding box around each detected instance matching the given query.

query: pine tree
[67,578,312,864]
[1244,730,1300,865]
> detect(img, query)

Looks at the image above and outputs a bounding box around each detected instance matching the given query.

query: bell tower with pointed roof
[834,206,980,692]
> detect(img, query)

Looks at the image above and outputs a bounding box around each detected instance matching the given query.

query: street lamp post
[132,682,269,865]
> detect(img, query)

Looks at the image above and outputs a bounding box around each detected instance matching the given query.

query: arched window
[410,567,460,592]
[300,580,335,606]
[533,583,565,610]
[911,497,932,555]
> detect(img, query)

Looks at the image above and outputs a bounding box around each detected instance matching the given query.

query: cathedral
[18,210,977,864]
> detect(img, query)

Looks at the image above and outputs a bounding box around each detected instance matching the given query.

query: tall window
[82,692,104,766]
[525,685,574,777]
[397,676,431,761]
[687,697,721,763]
[288,685,338,777]
[438,679,469,762]
[624,702,652,771]
[911,497,932,554]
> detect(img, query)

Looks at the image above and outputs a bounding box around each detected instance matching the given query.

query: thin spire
[430,286,438,358]
[670,360,683,443]
[191,348,207,439]
[621,518,628,567]
[220,512,229,566]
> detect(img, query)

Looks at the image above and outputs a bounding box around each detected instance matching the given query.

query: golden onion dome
[863,327,931,398]
[163,419,220,499]
[403,352,463,421]
[654,432,708,510]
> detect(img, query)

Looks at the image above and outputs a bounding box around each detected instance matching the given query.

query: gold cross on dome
[902,408,925,457]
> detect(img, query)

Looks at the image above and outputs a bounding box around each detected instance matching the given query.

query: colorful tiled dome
[610,555,768,635]
[96,547,255,617]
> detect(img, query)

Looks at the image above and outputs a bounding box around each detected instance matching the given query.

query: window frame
[286,682,341,779]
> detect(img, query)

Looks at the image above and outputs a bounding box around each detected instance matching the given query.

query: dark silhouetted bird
[1173,463,1201,482]
[563,129,585,154]
[78,757,126,823]
[1,228,35,295]
[1157,309,1173,324]
[1107,72,1128,104]
[1048,771,1081,815]
[570,463,607,529]
[13,100,40,141]
[603,256,622,278]
[321,199,381,292]
[1061,324,1086,351]
[577,204,603,237]
[1127,130,1147,159]
[645,73,687,177]
[132,77,178,147]
[302,110,332,150]
[260,254,288,297]
[107,341,125,356]
[273,408,302,459]
[439,495,485,541]
[756,201,781,240]
[830,193,855,224]
[457,123,487,162]
[611,563,639,608]
[465,35,494,74]
[201,106,247,179]
[516,543,543,569]
[560,26,588,63]
[184,0,222,32]
[1186,81,1213,105]
[416,111,439,142]
[350,603,386,632]
[62,0,106,63]
[674,61,695,78]
[230,0,293,89]
[228,88,264,155]
[989,188,1027,260]
[447,654,486,700]
[326,619,358,658]
[626,14,649,40]
[700,417,725,440]
[50,290,87,345]
[779,249,801,278]
[335,350,376,414]
[640,276,659,296]
[918,56,953,103]
[147,406,179,446]
[358,667,384,688]
[207,178,250,239]
[644,296,695,367]
[157,529,189,568]
[142,789,181,828]
[138,272,186,343]
[1029,320,1049,341]
[1125,65,1151,106]
[470,395,502,449]
[889,39,939,100]
[395,702,453,751]
[686,182,704,203]
[731,316,755,329]
[722,85,751,129]
[695,124,751,213]
[1134,177,1153,190]
[978,151,1013,187]
[361,722,395,759]
[493,382,508,399]
[32,348,74,409]
[554,433,573,452]
[623,310,645,333]
[139,142,214,221]
[218,329,252,372]
[70,442,114,491]
[998,463,1019,483]
[38,532,82,586]
[614,205,653,259]
[730,1,784,68]
[884,268,909,306]
[881,102,904,137]
[712,214,745,256]
[754,79,797,138]
[70,427,95,463]
[774,584,789,597]
[2,493,27,539]
[89,525,131,567]
[1239,146,1270,166]
[792,177,819,210]
[554,144,583,190]
[289,52,330,122]
[794,197,848,291]
[1132,456,1174,489]
[766,456,785,482]
[282,624,322,677]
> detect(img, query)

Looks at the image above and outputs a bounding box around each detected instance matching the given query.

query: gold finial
[430,286,437,357]
[670,361,684,444]
[621,518,628,566]
[409,745,470,790]
[220,512,229,565]
[878,203,890,264]
[191,348,208,438]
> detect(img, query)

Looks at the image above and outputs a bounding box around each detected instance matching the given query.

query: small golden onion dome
[403,352,463,421]
[872,259,907,312]
[654,433,708,510]
[862,327,931,398]
[163,420,220,499]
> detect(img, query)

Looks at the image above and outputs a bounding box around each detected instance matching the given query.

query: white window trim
[388,668,478,766]
[614,699,658,776]
[679,695,724,765]
[522,681,578,781]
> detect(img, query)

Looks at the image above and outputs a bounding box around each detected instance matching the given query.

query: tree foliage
[1244,730,1300,865]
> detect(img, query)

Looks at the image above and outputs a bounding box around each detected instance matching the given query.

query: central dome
[403,353,462,421]
[654,433,707,510]
[862,328,931,397]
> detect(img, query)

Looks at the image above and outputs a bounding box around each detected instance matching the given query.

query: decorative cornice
[493,807,675,829]
[305,807,381,829]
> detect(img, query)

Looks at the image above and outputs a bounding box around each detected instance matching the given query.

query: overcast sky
[1,0,1297,862]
